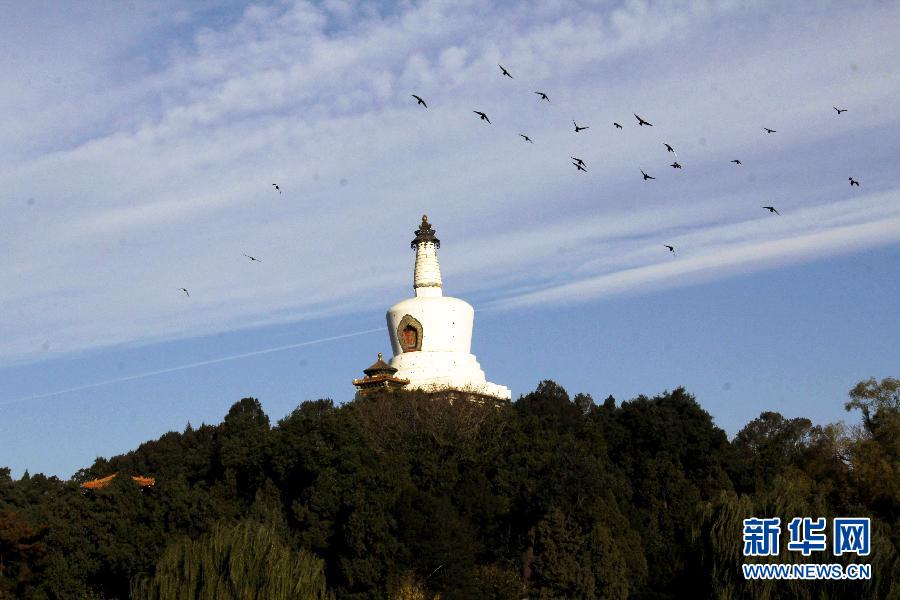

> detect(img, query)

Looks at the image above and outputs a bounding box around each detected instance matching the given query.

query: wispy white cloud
[1,0,898,364]
[487,191,900,310]
[0,326,383,407]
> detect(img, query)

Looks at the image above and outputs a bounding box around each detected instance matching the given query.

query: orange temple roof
[81,473,155,490]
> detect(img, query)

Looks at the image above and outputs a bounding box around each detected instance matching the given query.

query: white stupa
[355,215,511,401]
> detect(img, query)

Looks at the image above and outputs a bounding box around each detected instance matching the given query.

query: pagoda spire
[411,215,442,297]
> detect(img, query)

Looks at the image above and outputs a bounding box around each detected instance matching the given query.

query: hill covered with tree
[1,378,897,599]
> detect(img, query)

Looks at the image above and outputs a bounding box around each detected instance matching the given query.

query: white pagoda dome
[372,215,511,401]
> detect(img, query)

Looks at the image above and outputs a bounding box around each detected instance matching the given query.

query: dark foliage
[1,378,896,599]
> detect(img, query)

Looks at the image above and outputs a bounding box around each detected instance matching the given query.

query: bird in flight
[833,106,847,114]
[849,177,860,187]
[762,206,780,215]
[641,170,655,180]
[664,143,676,155]
[731,159,742,165]
[634,113,652,126]
[664,245,675,255]
[272,183,281,194]
[671,162,682,169]
[763,127,776,134]
[573,121,589,132]
[520,134,533,143]
[473,110,491,124]
[411,94,427,108]
[243,253,262,262]
[572,161,588,172]
[499,64,513,78]
[534,91,549,102]
[571,156,586,167]
[179,288,190,297]
[613,122,623,129]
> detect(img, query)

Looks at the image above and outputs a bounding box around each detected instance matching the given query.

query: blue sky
[1,0,898,479]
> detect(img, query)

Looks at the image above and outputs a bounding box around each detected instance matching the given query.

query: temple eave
[352,374,411,388]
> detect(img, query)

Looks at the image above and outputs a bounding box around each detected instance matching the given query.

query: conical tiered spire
[411,215,442,297]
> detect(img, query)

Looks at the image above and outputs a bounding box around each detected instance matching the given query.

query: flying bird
[670,162,682,169]
[731,159,742,165]
[520,134,533,143]
[473,110,491,124]
[762,206,780,215]
[179,288,190,297]
[849,177,859,187]
[664,143,676,154]
[641,170,655,180]
[572,161,588,172]
[573,121,589,132]
[664,245,675,255]
[272,183,281,194]
[763,127,776,133]
[571,156,586,167]
[634,114,652,126]
[499,64,513,78]
[243,253,262,262]
[613,122,623,129]
[833,106,847,114]
[534,91,550,102]
[411,94,427,107]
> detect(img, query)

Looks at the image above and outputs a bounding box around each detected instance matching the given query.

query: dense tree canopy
[1,378,896,599]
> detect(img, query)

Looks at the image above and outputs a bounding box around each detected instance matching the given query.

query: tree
[386,571,441,600]
[6,379,893,599]
[0,509,46,598]
[131,519,333,600]
[530,507,600,599]
[845,377,900,548]
[845,376,900,435]
[214,398,271,503]
[731,412,815,491]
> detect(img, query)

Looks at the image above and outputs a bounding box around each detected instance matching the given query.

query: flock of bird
[403,63,859,259]
[178,63,859,296]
